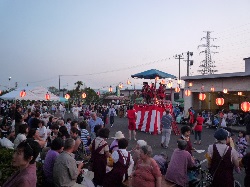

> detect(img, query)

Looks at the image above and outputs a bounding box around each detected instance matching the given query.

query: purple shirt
[165,148,194,187]
[110,139,119,152]
[43,149,59,183]
[3,163,37,187]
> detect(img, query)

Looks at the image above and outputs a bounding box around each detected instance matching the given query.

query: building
[182,57,250,113]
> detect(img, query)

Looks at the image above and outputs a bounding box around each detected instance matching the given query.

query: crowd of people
[0,100,250,187]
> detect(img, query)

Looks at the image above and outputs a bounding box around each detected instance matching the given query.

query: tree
[74,81,83,92]
[48,86,59,95]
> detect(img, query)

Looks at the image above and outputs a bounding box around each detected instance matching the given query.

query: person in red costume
[157,83,166,100]
[126,105,137,140]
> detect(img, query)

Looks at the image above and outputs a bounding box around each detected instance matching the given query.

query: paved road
[99,116,245,186]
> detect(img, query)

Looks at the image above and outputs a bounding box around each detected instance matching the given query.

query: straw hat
[112,131,125,139]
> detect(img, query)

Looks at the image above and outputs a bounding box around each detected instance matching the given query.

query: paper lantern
[177,80,181,84]
[167,82,173,88]
[0,90,2,95]
[82,93,87,99]
[109,86,112,92]
[185,90,191,96]
[64,94,70,100]
[223,89,228,94]
[45,93,50,100]
[161,80,165,84]
[118,84,123,89]
[199,93,206,101]
[127,80,131,85]
[175,87,180,93]
[188,82,193,87]
[216,98,224,106]
[20,90,26,98]
[241,102,250,112]
[211,86,215,92]
[155,76,159,81]
[96,91,100,96]
[238,92,242,96]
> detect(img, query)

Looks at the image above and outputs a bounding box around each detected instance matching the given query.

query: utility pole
[198,31,219,75]
[186,51,193,76]
[175,54,184,88]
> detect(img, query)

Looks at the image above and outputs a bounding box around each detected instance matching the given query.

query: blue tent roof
[131,69,176,79]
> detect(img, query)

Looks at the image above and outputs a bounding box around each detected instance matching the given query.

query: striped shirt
[80,129,89,147]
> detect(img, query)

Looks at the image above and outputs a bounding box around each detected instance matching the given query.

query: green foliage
[0,147,43,187]
[0,148,16,186]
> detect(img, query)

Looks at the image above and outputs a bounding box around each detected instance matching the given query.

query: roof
[182,71,250,81]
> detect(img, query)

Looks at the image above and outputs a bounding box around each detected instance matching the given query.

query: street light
[8,77,11,90]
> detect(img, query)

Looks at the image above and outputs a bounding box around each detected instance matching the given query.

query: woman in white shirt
[38,120,47,141]
[14,123,28,149]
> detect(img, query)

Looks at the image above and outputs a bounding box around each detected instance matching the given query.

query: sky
[0,0,250,92]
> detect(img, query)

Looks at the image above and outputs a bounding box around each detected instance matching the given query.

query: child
[79,121,90,148]
[193,112,204,145]
[236,131,247,158]
[126,105,137,140]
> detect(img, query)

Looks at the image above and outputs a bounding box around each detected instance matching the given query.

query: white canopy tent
[0,86,59,101]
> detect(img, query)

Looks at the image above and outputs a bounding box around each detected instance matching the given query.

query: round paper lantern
[127,80,131,85]
[175,87,180,93]
[216,98,224,106]
[65,94,70,100]
[241,102,250,112]
[82,93,87,99]
[0,90,2,95]
[199,93,206,101]
[119,84,123,89]
[161,80,165,84]
[210,87,215,92]
[185,90,191,96]
[223,89,228,93]
[167,82,172,88]
[238,92,242,96]
[155,76,159,81]
[96,91,100,96]
[45,93,50,100]
[188,82,193,87]
[177,79,181,84]
[20,90,26,98]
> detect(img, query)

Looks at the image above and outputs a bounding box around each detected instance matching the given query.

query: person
[79,121,90,148]
[131,139,147,165]
[180,126,196,156]
[27,128,46,148]
[206,128,240,187]
[38,120,47,141]
[101,106,109,127]
[88,112,104,135]
[153,153,168,175]
[13,123,28,149]
[89,128,110,186]
[53,138,85,187]
[165,139,195,187]
[43,137,64,187]
[236,130,248,158]
[161,109,173,149]
[126,105,137,140]
[103,138,134,187]
[108,105,116,127]
[131,145,162,187]
[50,124,60,142]
[2,139,41,187]
[58,125,70,140]
[188,108,194,127]
[192,112,204,145]
[110,131,125,153]
[72,105,80,120]
[14,105,23,136]
[241,150,250,187]
[70,126,86,161]
[65,118,72,133]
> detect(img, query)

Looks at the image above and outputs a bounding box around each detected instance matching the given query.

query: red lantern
[199,93,206,101]
[20,90,26,98]
[216,98,224,106]
[238,92,242,96]
[96,91,100,96]
[185,90,191,96]
[45,93,50,100]
[223,89,228,93]
[175,87,180,93]
[211,87,215,92]
[241,102,250,112]
[82,93,87,99]
[65,94,70,100]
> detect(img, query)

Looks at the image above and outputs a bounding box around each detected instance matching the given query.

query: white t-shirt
[38,126,47,141]
[14,133,27,149]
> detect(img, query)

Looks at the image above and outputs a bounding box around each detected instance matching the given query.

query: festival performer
[149,83,156,102]
[142,82,150,104]
[126,105,137,140]
[157,82,166,100]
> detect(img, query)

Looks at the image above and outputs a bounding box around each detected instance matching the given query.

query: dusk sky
[0,0,249,91]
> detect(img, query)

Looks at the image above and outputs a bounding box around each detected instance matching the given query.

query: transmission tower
[198,31,219,75]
